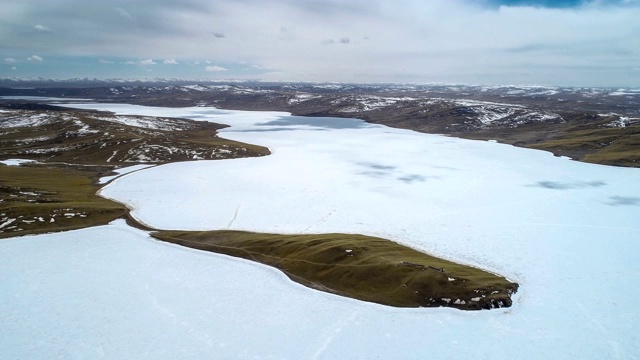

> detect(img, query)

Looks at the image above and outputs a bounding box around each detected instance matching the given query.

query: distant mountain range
[1,77,638,92]
[1,80,639,167]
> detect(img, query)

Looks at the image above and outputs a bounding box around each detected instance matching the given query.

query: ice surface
[2,103,640,359]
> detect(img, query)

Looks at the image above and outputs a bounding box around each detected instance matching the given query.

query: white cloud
[11,66,17,70]
[194,60,200,65]
[99,59,114,64]
[1,0,639,86]
[4,58,16,63]
[124,59,157,65]
[163,59,179,64]
[27,55,43,62]
[205,65,228,72]
[34,24,51,32]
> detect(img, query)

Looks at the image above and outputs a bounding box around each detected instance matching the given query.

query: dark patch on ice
[356,164,436,184]
[188,110,229,118]
[532,180,607,190]
[256,116,371,129]
[360,163,397,171]
[606,196,640,206]
[358,171,389,178]
[356,162,397,179]
[398,174,439,184]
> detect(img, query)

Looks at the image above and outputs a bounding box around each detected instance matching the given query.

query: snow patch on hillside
[92,115,195,131]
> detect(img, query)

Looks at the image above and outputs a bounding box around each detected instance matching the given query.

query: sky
[1,0,639,87]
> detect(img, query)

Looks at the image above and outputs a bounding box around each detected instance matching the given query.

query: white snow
[0,159,37,166]
[333,95,416,113]
[475,105,518,124]
[607,116,639,128]
[616,117,629,128]
[287,93,319,104]
[452,98,526,109]
[449,99,561,125]
[99,164,156,184]
[356,96,412,111]
[106,150,119,163]
[0,218,16,230]
[608,89,640,96]
[182,85,212,92]
[2,103,640,359]
[598,113,640,128]
[0,112,58,128]
[14,135,54,145]
[72,120,100,135]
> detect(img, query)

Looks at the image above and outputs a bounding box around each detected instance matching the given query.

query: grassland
[0,163,127,237]
[152,230,518,310]
[452,115,640,167]
[530,126,640,167]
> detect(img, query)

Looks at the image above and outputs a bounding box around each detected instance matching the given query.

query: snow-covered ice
[1,103,640,359]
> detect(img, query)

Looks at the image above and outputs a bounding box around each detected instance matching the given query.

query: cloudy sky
[1,0,639,87]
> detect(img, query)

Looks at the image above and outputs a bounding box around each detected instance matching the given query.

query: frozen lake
[2,103,639,359]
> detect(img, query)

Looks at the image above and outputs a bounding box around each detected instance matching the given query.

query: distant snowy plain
[2,103,639,359]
